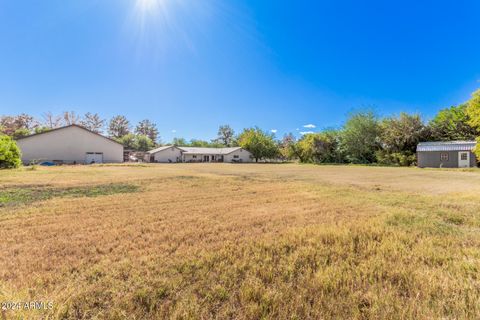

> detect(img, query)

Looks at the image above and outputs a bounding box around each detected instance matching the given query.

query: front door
[86,152,104,164]
[458,152,470,168]
[203,155,209,162]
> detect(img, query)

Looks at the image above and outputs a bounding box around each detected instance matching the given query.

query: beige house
[16,125,124,165]
[145,146,253,163]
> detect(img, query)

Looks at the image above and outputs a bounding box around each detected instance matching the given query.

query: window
[461,153,468,161]
[193,155,197,159]
[440,153,449,161]
[234,155,240,159]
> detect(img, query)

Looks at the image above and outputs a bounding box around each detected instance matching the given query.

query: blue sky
[0,0,479,142]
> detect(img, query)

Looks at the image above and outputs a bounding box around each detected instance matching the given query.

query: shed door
[86,152,104,164]
[458,152,470,168]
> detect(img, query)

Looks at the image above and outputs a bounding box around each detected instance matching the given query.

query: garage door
[86,152,103,164]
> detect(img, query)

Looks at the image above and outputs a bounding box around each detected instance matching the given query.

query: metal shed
[417,141,477,168]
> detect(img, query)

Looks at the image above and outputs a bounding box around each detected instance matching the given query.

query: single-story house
[145,146,253,163]
[417,141,478,168]
[145,146,184,163]
[16,124,124,165]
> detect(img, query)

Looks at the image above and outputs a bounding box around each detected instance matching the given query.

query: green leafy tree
[315,130,343,163]
[189,139,209,147]
[135,119,159,144]
[339,110,381,164]
[214,125,236,147]
[117,133,137,150]
[237,127,279,162]
[108,115,130,139]
[172,137,188,146]
[466,89,480,159]
[467,89,480,129]
[135,135,155,152]
[429,104,477,141]
[188,139,223,147]
[0,134,21,168]
[34,126,51,134]
[377,113,429,166]
[12,128,31,140]
[295,130,343,163]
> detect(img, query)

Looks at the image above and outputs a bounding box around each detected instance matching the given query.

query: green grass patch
[0,183,140,207]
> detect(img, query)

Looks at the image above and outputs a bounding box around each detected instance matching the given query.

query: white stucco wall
[16,126,124,164]
[152,147,183,163]
[183,154,202,162]
[224,149,253,163]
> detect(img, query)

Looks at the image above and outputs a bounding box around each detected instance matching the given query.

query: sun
[137,0,161,12]
[135,0,170,16]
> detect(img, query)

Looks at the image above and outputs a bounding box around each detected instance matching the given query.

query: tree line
[278,89,480,166]
[1,89,480,168]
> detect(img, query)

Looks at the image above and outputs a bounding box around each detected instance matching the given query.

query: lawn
[1,164,480,319]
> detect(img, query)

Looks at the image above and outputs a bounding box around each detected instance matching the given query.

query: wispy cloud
[271,129,278,134]
[171,129,177,133]
[300,131,314,135]
[303,124,316,129]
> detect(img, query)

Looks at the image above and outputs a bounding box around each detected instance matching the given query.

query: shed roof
[417,141,477,152]
[178,147,243,155]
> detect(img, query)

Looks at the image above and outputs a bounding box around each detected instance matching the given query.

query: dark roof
[15,124,123,146]
[417,141,477,152]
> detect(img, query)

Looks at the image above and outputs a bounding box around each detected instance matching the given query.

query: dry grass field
[1,164,480,319]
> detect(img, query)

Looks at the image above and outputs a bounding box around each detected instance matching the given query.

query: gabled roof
[417,141,477,152]
[146,145,178,154]
[15,124,123,146]
[177,147,243,155]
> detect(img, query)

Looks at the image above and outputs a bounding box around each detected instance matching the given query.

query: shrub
[0,134,22,169]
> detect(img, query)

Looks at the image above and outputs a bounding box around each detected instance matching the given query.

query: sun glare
[127,0,225,61]
[136,0,164,14]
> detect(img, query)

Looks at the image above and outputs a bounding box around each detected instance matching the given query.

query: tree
[108,115,130,139]
[467,89,480,129]
[117,133,137,150]
[62,111,81,125]
[295,130,343,163]
[237,127,279,162]
[377,113,429,166]
[189,139,210,147]
[42,112,62,129]
[172,137,188,146]
[339,111,381,164]
[279,133,300,161]
[0,114,38,136]
[0,134,21,168]
[466,89,480,159]
[34,127,51,134]
[14,114,38,131]
[135,119,159,143]
[0,116,19,136]
[214,125,236,147]
[429,104,477,141]
[12,128,31,140]
[81,113,105,133]
[135,135,155,152]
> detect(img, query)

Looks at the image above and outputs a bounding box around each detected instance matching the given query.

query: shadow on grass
[0,183,140,207]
